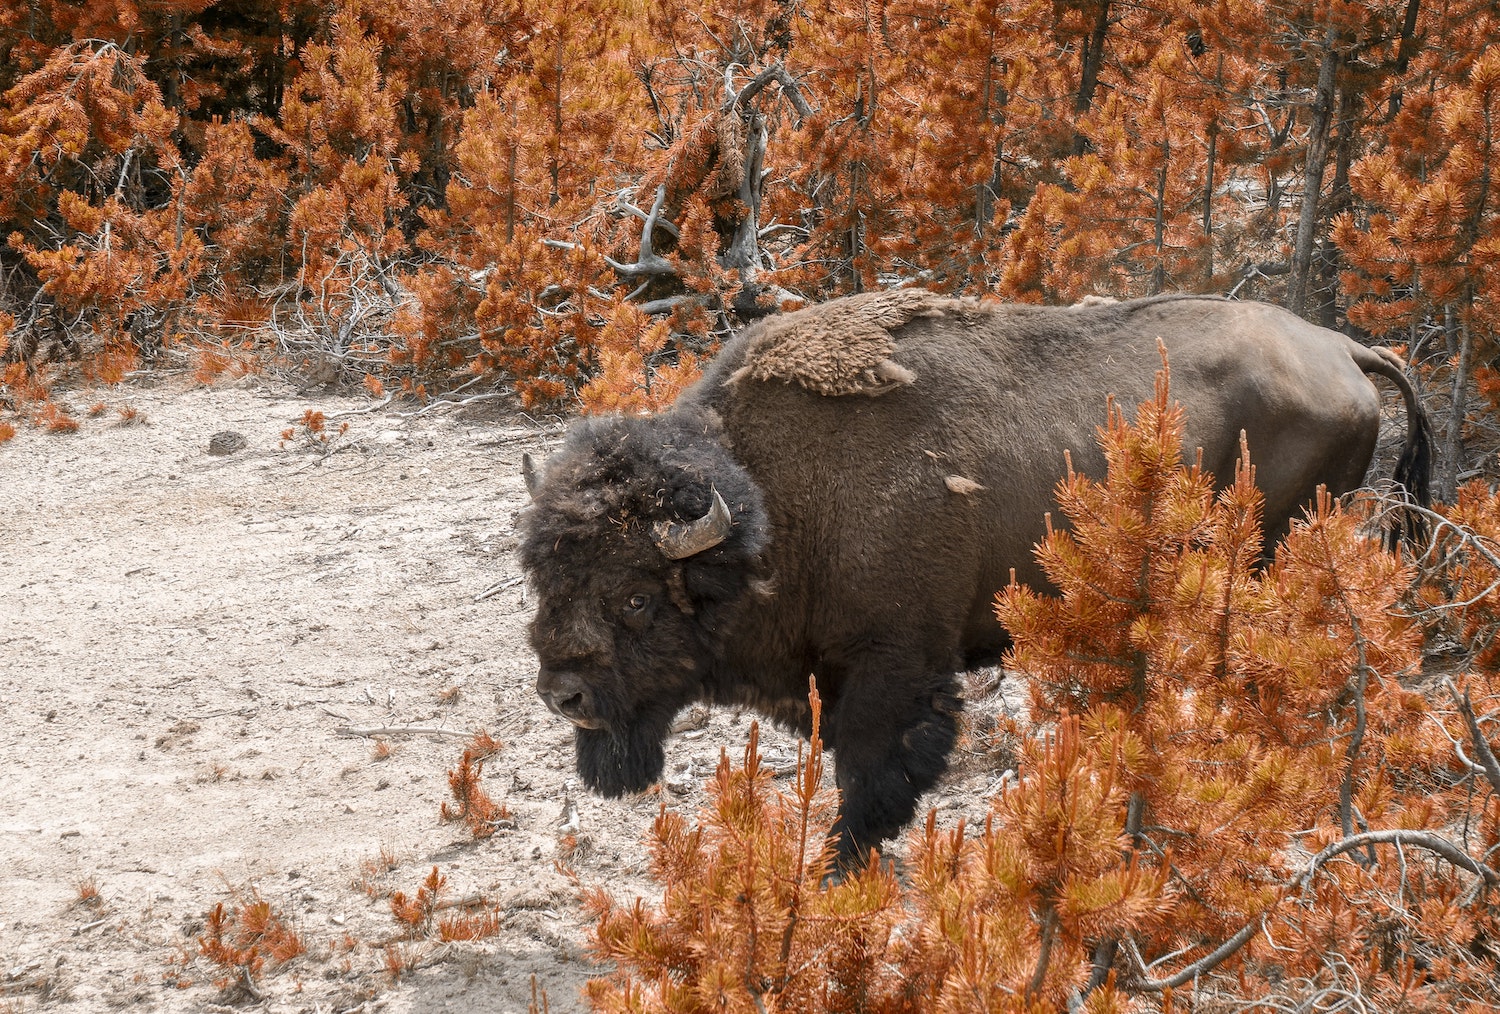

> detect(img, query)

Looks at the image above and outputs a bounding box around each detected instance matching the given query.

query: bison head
[518,408,770,797]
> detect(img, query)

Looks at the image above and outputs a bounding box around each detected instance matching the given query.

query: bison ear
[653,488,733,560]
[522,452,542,499]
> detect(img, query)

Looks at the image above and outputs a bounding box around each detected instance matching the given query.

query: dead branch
[1363,493,1500,585]
[1123,915,1265,992]
[638,294,706,315]
[238,966,265,1002]
[395,391,511,420]
[1299,829,1499,888]
[723,62,812,122]
[617,193,681,240]
[1127,827,1498,993]
[474,576,524,602]
[188,706,261,720]
[545,185,678,281]
[326,393,397,420]
[1226,260,1291,299]
[1449,680,1500,795]
[335,725,472,741]
[432,892,494,912]
[603,184,677,278]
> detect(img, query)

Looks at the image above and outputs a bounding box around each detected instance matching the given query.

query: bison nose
[536,668,601,728]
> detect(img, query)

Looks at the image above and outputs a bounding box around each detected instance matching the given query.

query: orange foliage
[577,301,702,414]
[440,731,511,839]
[3,0,1496,420]
[197,889,305,993]
[584,687,916,1010]
[389,866,445,938]
[1,41,201,374]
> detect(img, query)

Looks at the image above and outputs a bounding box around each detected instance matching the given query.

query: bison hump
[729,288,943,397]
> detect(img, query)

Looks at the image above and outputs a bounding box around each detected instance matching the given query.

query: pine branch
[1449,680,1500,795]
[1124,826,1470,998]
[1122,916,1265,992]
[1338,612,1371,845]
[1027,906,1059,1003]
[723,63,812,122]
[1298,830,1499,888]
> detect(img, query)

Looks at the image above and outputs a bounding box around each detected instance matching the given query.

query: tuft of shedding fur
[1072,294,1119,307]
[728,287,941,396]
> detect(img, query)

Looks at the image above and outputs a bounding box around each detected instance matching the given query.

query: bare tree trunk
[846,77,870,293]
[1202,120,1217,283]
[1072,1,1111,156]
[1150,161,1167,295]
[1312,88,1359,327]
[725,113,768,276]
[976,56,1007,235]
[1440,305,1470,502]
[548,37,563,208]
[1288,26,1340,317]
[1386,0,1423,120]
[504,144,517,245]
[721,63,809,315]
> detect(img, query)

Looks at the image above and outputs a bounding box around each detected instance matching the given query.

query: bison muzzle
[518,289,1432,869]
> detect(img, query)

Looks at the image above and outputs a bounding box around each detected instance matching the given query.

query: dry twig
[335,725,472,741]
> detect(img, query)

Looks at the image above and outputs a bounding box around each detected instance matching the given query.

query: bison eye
[620,591,655,630]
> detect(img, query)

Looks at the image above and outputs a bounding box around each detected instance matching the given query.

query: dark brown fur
[520,291,1432,867]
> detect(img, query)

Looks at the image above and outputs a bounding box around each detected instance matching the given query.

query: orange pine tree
[0,41,203,385]
[1336,29,1500,499]
[4,0,1500,433]
[583,689,912,1011]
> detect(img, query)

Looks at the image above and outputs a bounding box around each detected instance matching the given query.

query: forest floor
[0,372,1016,1014]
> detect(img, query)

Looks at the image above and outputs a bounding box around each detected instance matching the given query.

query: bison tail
[1369,346,1434,552]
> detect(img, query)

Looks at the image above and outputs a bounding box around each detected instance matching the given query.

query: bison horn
[521,452,542,499]
[653,489,733,560]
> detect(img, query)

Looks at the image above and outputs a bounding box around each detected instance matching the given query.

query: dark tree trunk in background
[1072,2,1111,156]
[1289,27,1340,318]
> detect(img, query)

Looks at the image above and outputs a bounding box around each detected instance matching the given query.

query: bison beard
[519,289,1436,873]
[573,718,672,798]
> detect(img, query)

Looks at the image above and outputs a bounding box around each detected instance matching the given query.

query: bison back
[684,293,1386,655]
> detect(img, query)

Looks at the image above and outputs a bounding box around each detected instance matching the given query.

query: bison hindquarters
[822,660,964,870]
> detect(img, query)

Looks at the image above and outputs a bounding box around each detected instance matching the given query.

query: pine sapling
[387,863,507,945]
[440,731,510,839]
[196,889,305,997]
[583,683,909,1010]
[389,866,445,939]
[279,409,350,454]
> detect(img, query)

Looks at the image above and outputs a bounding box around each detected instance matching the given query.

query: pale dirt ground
[0,374,1014,1013]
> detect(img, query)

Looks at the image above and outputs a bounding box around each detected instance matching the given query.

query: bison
[518,289,1432,867]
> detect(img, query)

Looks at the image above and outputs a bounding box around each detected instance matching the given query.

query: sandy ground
[0,374,1012,1013]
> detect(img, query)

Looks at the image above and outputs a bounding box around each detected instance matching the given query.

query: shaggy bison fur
[518,289,1432,867]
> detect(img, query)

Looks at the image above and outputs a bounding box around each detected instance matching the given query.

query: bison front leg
[824,668,963,871]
